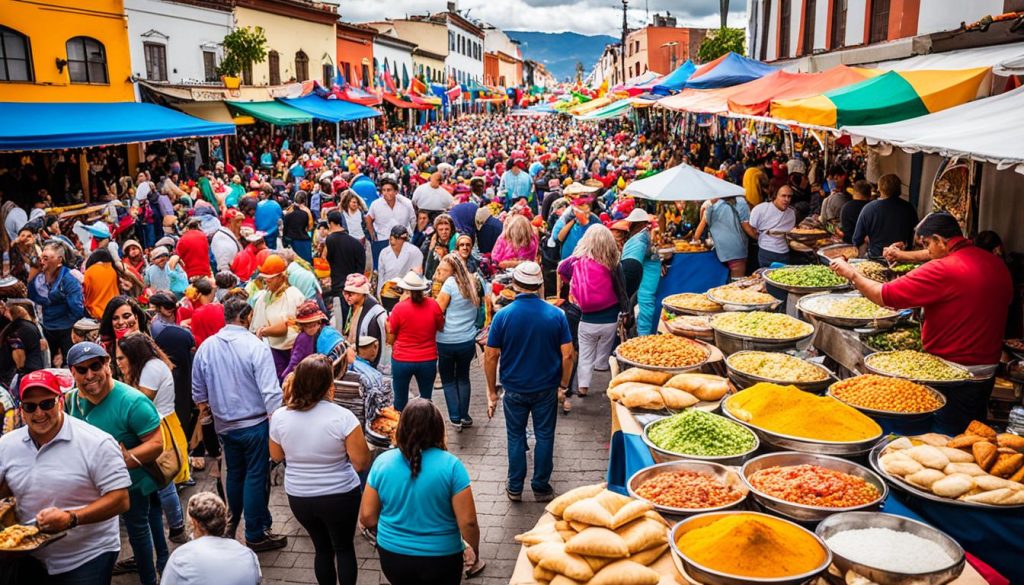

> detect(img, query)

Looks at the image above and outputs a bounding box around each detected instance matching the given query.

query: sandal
[559,390,571,415]
[190,457,206,471]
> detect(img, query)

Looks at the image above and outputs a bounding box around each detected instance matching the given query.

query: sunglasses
[22,398,58,413]
[73,361,106,375]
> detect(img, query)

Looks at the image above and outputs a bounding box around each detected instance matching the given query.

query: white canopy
[843,85,1024,171]
[872,42,1024,76]
[623,163,745,201]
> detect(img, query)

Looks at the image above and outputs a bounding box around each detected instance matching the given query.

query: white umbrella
[623,163,744,202]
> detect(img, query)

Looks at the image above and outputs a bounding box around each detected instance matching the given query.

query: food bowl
[614,336,713,373]
[863,351,975,387]
[627,461,749,517]
[763,267,852,294]
[797,292,905,330]
[670,511,832,585]
[725,351,833,393]
[826,378,946,422]
[642,415,760,467]
[740,452,888,522]
[662,293,724,317]
[705,287,782,313]
[710,312,815,356]
[816,512,965,585]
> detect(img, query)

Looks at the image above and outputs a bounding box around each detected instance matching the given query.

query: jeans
[220,420,273,542]
[141,223,157,250]
[377,547,463,585]
[437,339,476,423]
[264,232,279,250]
[288,488,361,585]
[123,489,168,585]
[757,248,791,268]
[157,481,184,530]
[503,389,557,494]
[49,550,118,585]
[576,321,618,389]
[391,359,437,411]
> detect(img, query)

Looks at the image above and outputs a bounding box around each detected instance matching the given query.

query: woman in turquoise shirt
[360,399,480,585]
[620,210,661,335]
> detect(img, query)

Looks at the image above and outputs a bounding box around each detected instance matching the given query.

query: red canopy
[382,93,433,110]
[727,66,872,116]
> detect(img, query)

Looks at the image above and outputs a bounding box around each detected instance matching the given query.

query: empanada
[563,499,614,529]
[931,473,975,498]
[617,517,669,554]
[905,468,945,489]
[609,499,653,530]
[973,441,998,471]
[583,555,613,573]
[629,543,668,566]
[594,490,634,514]
[990,453,1024,478]
[657,387,699,410]
[997,433,1024,451]
[943,462,986,477]
[527,542,564,565]
[589,559,661,585]
[516,522,564,545]
[962,488,1016,505]
[937,446,975,463]
[620,384,666,410]
[564,527,630,558]
[610,368,672,388]
[549,575,582,585]
[534,564,557,582]
[967,420,997,440]
[947,434,987,449]
[545,484,606,517]
[536,544,594,582]
[568,521,589,533]
[906,445,949,469]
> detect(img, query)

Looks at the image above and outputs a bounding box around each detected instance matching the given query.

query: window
[760,0,772,60]
[203,50,218,82]
[361,63,369,86]
[295,50,308,82]
[268,50,280,85]
[242,61,252,85]
[66,36,107,84]
[449,32,455,50]
[779,0,791,58]
[143,42,167,81]
[402,64,409,88]
[869,0,890,43]
[802,0,816,55]
[0,26,32,81]
[322,63,333,87]
[831,0,847,49]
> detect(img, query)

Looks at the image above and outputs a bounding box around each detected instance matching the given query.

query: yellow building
[0,0,134,102]
[233,0,337,87]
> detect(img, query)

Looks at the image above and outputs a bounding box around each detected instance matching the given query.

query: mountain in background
[506,31,618,82]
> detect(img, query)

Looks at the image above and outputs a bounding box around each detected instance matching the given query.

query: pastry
[564,527,629,559]
[948,434,987,449]
[931,473,974,498]
[545,484,606,517]
[967,420,997,440]
[997,433,1024,451]
[990,453,1024,478]
[973,441,998,471]
[609,368,672,388]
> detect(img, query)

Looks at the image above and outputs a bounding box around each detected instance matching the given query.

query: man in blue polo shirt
[485,262,574,502]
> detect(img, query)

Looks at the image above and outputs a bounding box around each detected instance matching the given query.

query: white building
[368,22,417,90]
[125,0,232,88]
[436,10,484,85]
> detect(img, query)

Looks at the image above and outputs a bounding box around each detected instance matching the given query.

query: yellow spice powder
[678,514,826,578]
[727,383,881,441]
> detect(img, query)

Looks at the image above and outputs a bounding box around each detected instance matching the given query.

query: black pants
[934,377,996,435]
[288,488,361,585]
[378,547,463,585]
[42,327,73,367]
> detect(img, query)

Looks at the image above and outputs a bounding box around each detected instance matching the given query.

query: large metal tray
[725,351,833,393]
[826,378,946,421]
[863,351,976,388]
[642,415,760,467]
[614,337,713,373]
[816,512,965,585]
[763,267,852,294]
[869,436,1024,510]
[721,395,882,456]
[705,287,781,313]
[740,452,888,522]
[627,461,749,517]
[797,292,905,330]
[710,314,815,356]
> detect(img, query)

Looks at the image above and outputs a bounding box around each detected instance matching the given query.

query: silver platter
[826,378,946,420]
[797,292,903,329]
[763,267,852,294]
[862,351,976,388]
[614,337,713,373]
[725,350,833,393]
[641,415,760,467]
[627,461,749,517]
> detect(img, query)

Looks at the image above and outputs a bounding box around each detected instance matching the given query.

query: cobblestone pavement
[114,366,614,585]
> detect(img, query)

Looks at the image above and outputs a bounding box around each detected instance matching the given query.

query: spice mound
[830,374,942,414]
[711,311,813,340]
[617,334,709,369]
[728,351,828,383]
[768,265,847,288]
[647,409,756,457]
[865,350,970,381]
[726,383,881,442]
[635,470,745,510]
[825,528,955,574]
[748,464,880,508]
[676,513,826,578]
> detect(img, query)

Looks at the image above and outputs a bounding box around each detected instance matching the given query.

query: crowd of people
[0,111,1018,585]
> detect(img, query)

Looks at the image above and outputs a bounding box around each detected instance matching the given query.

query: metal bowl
[663,294,724,317]
[816,243,861,263]
[797,292,904,330]
[740,452,888,522]
[725,351,833,393]
[642,415,760,467]
[670,511,832,585]
[763,267,852,294]
[863,351,976,388]
[721,395,882,456]
[827,378,946,421]
[709,313,815,356]
[615,337,713,373]
[816,512,965,585]
[706,287,782,313]
[627,461,749,517]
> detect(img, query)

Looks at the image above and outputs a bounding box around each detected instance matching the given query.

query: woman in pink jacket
[557,225,622,412]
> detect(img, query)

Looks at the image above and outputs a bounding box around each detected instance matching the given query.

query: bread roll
[610,368,672,388]
[943,462,987,477]
[657,387,699,410]
[906,445,950,470]
[545,484,606,517]
[882,455,923,477]
[618,383,666,410]
[915,433,952,447]
[887,437,914,450]
[938,446,975,463]
[906,468,945,489]
[564,527,629,559]
[931,473,975,498]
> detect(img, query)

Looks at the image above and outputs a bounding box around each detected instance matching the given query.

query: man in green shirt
[65,342,165,585]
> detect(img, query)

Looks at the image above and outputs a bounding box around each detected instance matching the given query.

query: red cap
[19,370,61,399]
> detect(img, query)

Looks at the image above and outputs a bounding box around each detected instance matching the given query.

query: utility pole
[720,0,729,28]
[620,0,628,84]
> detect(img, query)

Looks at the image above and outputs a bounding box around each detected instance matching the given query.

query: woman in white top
[270,353,371,585]
[162,492,261,585]
[340,190,367,244]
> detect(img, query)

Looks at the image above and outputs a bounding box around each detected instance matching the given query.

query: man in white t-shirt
[376,225,423,310]
[366,178,415,270]
[411,172,454,217]
[744,185,796,268]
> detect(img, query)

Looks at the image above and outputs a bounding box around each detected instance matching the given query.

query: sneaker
[505,488,522,502]
[453,420,463,432]
[461,416,473,428]
[466,558,487,578]
[168,525,189,544]
[246,531,288,552]
[176,478,196,491]
[112,557,136,575]
[533,490,556,503]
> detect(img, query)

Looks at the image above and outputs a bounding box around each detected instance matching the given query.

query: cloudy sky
[336,0,748,36]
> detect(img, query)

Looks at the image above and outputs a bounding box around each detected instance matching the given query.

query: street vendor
[830,212,1012,433]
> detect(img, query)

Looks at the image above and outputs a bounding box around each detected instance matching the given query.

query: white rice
[826,527,955,574]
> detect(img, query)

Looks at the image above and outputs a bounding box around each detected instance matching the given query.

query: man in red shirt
[832,212,1012,433]
[175,219,213,280]
[231,231,267,282]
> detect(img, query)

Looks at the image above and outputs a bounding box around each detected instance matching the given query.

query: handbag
[142,418,183,489]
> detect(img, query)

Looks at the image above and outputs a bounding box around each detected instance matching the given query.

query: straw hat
[392,271,429,292]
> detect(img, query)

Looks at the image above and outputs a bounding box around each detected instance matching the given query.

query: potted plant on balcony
[217,25,268,87]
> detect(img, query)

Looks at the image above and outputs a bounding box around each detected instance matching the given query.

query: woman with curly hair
[270,355,370,585]
[98,295,151,360]
[360,398,480,585]
[490,213,537,269]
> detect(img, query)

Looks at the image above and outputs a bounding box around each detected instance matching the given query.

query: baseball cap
[19,370,62,399]
[258,255,288,277]
[66,342,109,367]
[512,261,544,287]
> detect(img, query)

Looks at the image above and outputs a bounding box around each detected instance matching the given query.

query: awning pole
[336,121,340,146]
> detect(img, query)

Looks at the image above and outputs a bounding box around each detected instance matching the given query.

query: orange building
[623,23,708,80]
[336,21,376,87]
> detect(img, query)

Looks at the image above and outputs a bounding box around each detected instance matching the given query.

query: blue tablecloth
[654,250,729,311]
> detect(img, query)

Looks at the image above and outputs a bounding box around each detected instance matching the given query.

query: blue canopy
[279,95,380,122]
[0,101,235,151]
[685,52,775,90]
[651,60,696,95]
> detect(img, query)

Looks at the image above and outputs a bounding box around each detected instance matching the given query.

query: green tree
[697,27,746,63]
[217,26,268,77]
